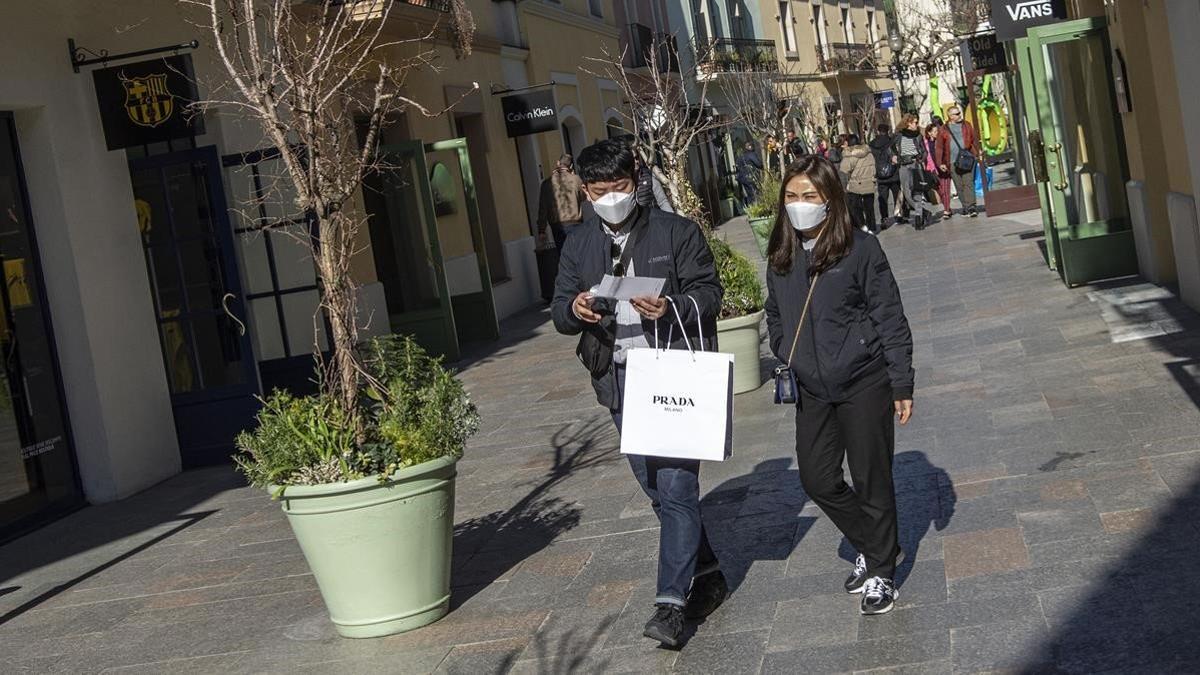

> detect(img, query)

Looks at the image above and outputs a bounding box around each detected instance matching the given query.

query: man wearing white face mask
[551,139,727,647]
[765,156,915,616]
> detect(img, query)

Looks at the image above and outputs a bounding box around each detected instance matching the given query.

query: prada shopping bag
[620,298,734,461]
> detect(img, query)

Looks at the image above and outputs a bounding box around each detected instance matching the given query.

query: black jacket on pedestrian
[552,205,723,409]
[765,230,914,402]
[736,150,763,183]
[869,134,900,185]
[890,130,927,167]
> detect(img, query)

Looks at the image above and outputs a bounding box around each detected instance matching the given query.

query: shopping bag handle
[652,297,696,358]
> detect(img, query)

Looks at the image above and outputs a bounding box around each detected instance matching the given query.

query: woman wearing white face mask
[764,156,915,616]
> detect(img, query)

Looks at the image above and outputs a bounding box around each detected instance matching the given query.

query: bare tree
[584,37,728,228]
[719,64,813,179]
[186,0,475,434]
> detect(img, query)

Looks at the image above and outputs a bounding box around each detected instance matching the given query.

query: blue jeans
[612,366,719,606]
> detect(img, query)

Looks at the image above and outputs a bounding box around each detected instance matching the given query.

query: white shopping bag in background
[620,297,734,461]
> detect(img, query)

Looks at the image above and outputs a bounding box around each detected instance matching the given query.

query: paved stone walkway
[3,210,1200,674]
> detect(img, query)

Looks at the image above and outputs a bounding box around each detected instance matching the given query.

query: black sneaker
[844,554,869,594]
[860,577,898,615]
[969,206,979,218]
[684,570,728,620]
[643,603,684,647]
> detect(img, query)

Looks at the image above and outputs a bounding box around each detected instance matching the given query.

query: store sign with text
[990,0,1068,41]
[963,33,1008,74]
[92,54,204,150]
[500,88,558,138]
[874,90,895,110]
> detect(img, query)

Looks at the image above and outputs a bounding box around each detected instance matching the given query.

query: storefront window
[0,113,82,541]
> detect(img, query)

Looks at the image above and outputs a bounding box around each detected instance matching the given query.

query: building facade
[756,0,895,141]
[0,0,623,541]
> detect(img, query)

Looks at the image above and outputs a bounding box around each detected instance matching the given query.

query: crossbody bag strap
[785,273,820,368]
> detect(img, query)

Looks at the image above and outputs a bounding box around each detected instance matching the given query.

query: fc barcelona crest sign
[123,73,174,127]
[93,54,204,150]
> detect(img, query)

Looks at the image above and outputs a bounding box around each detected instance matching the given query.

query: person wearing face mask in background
[551,139,727,647]
[764,156,915,616]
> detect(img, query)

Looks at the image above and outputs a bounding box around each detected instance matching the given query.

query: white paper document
[592,274,666,301]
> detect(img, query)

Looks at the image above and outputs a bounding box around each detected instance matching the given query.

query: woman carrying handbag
[764,156,916,615]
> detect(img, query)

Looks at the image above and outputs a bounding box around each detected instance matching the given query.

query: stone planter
[272,455,457,638]
[717,309,765,394]
[748,215,774,259]
[719,197,738,223]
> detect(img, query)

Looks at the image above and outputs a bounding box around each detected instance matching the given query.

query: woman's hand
[894,399,913,425]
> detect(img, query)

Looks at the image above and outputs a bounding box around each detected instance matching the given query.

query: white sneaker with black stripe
[844,554,868,594]
[860,576,898,615]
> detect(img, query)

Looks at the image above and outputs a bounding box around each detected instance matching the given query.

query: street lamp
[888,34,908,114]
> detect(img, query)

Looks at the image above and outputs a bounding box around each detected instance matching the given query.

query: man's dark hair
[876,123,891,135]
[576,139,636,185]
[846,133,861,146]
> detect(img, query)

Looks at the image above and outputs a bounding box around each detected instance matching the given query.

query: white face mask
[592,190,636,225]
[786,201,828,232]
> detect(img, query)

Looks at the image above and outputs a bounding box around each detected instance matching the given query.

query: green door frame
[380,140,460,361]
[1013,36,1062,272]
[1026,17,1139,287]
[425,138,500,345]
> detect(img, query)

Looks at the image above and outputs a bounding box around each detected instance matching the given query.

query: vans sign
[990,0,1068,41]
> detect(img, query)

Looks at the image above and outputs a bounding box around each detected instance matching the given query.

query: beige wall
[760,0,895,136]
[520,2,622,163]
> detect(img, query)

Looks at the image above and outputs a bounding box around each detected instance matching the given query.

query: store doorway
[0,112,82,542]
[128,146,260,467]
[453,112,508,282]
[363,138,499,362]
[1017,17,1139,287]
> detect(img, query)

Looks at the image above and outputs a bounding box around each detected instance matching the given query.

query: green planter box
[717,309,765,394]
[748,216,774,259]
[273,455,458,638]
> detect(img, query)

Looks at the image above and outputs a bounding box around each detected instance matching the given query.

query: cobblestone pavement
[4,210,1200,674]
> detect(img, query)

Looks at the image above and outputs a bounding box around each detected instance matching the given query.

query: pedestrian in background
[891,114,940,228]
[869,124,900,229]
[840,134,878,233]
[924,123,951,217]
[935,105,980,217]
[736,141,764,207]
[551,139,728,648]
[537,154,584,251]
[785,130,807,165]
[763,155,915,616]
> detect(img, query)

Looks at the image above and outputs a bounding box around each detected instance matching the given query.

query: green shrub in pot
[234,335,480,638]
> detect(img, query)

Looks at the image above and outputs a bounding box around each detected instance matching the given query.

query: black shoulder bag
[773,274,819,404]
[950,129,977,174]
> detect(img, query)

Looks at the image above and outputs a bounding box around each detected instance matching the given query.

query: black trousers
[847,192,877,232]
[794,372,900,578]
[876,183,900,223]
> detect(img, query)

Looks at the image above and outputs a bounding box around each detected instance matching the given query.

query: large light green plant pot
[748,216,774,259]
[272,455,457,639]
[718,310,765,394]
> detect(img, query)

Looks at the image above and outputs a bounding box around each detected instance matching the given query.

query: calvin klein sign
[990,0,1068,41]
[499,88,558,138]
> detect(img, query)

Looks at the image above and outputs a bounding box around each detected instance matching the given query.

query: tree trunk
[316,210,362,438]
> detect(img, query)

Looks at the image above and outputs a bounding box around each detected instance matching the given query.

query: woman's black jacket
[765,230,914,402]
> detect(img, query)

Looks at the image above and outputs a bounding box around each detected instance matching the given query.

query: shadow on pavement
[450,417,620,608]
[0,510,216,625]
[1020,463,1200,672]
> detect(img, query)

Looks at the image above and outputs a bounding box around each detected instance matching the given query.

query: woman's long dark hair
[766,156,855,276]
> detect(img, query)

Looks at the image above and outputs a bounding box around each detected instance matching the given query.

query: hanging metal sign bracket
[68,38,199,73]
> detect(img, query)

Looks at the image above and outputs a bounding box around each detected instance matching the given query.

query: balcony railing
[397,0,451,10]
[816,42,877,74]
[693,37,779,74]
[624,23,680,73]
